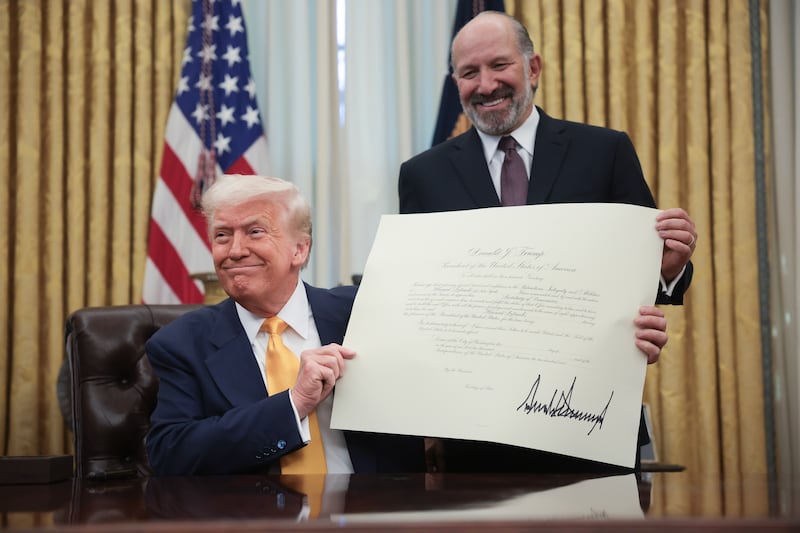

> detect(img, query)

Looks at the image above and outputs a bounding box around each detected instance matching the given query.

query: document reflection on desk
[331,203,663,468]
[333,473,644,523]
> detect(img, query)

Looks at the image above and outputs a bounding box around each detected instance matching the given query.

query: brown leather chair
[64,304,202,480]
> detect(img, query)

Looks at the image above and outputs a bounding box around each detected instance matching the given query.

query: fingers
[305,344,355,378]
[656,207,697,251]
[656,208,697,281]
[634,306,667,365]
[291,344,355,418]
[635,337,664,365]
[637,305,665,320]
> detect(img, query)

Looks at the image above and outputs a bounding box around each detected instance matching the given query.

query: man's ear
[529,53,542,88]
[292,238,311,267]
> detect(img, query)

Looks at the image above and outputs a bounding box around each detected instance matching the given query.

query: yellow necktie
[262,317,328,474]
[281,473,327,519]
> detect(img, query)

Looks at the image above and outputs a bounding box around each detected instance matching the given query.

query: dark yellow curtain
[0,0,190,462]
[510,0,770,515]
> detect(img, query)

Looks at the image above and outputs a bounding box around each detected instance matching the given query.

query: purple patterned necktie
[498,136,528,206]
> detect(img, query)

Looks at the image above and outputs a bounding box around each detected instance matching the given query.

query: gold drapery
[510,0,770,515]
[0,0,190,473]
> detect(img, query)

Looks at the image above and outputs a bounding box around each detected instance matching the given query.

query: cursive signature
[516,374,614,435]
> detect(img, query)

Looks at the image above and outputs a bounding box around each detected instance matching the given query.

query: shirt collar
[235,277,310,344]
[476,105,540,161]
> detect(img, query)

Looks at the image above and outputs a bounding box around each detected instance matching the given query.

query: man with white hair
[145,174,426,475]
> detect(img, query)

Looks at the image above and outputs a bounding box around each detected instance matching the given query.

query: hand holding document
[330,203,663,468]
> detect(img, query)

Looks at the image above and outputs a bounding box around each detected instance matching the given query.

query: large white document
[330,203,663,468]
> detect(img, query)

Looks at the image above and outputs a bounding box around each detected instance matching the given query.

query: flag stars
[241,105,260,128]
[217,104,236,126]
[202,14,220,32]
[221,45,242,68]
[177,76,190,96]
[244,78,256,99]
[195,73,212,91]
[218,74,239,96]
[182,46,193,66]
[175,1,264,159]
[214,132,232,154]
[191,103,209,124]
[198,43,217,63]
[225,15,244,36]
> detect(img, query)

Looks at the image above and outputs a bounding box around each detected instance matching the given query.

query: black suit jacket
[145,283,425,476]
[398,108,690,472]
[398,107,692,303]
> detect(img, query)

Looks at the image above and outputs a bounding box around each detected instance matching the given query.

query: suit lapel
[305,283,349,345]
[204,299,268,406]
[449,129,501,208]
[529,108,568,204]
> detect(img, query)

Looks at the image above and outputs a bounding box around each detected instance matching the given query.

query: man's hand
[635,306,667,364]
[656,208,697,282]
[290,344,356,419]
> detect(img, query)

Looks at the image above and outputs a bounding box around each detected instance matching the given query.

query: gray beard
[463,87,535,136]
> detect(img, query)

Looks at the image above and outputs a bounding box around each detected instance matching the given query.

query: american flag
[143,0,269,304]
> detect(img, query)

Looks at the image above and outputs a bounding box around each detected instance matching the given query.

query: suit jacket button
[255,453,262,460]
[277,440,286,449]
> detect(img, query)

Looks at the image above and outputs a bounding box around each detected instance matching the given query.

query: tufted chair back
[65,304,202,480]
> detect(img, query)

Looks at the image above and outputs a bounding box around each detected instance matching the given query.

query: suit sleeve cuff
[288,390,311,443]
[660,265,687,297]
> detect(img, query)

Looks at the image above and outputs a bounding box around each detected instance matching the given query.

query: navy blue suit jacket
[145,283,425,476]
[398,107,692,304]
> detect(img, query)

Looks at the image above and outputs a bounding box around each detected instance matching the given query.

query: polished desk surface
[1,471,798,531]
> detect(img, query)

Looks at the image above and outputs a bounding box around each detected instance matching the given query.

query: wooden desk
[1,471,797,531]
